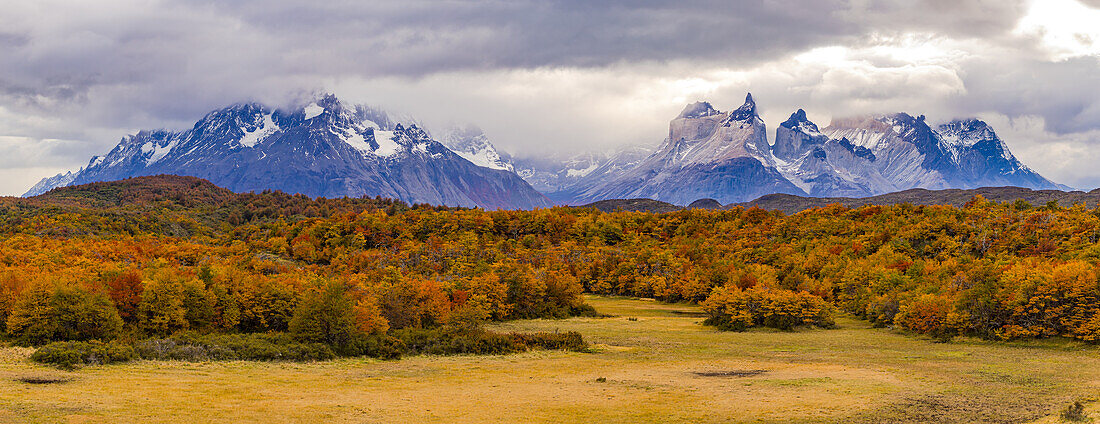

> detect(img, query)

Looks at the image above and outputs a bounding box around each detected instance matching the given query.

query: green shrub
[49,287,124,342]
[394,328,588,356]
[569,303,602,317]
[134,333,336,362]
[31,340,135,369]
[512,331,588,352]
[340,333,405,360]
[289,281,362,352]
[7,285,123,345]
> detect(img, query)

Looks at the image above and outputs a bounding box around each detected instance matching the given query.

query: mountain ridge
[733,186,1100,214]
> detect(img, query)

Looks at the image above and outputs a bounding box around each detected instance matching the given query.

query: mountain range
[25,95,551,209]
[553,94,1064,205]
[26,93,1066,209]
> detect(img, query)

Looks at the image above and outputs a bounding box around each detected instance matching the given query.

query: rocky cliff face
[26,95,552,210]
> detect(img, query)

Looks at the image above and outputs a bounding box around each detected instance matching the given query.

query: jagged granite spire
[773,109,825,161]
[780,109,816,130]
[727,93,758,122]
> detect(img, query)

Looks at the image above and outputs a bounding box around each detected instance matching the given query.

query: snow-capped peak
[440,124,515,171]
[938,119,996,148]
[938,118,1016,162]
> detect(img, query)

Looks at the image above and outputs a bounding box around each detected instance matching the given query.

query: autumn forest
[3,175,1100,368]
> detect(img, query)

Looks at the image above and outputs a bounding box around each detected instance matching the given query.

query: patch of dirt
[15,375,74,384]
[855,392,1052,424]
[669,310,707,317]
[693,369,767,377]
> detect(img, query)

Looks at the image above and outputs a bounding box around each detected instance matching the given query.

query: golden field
[1,295,1097,423]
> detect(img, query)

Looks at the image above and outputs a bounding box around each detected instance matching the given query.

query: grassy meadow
[1,295,1098,423]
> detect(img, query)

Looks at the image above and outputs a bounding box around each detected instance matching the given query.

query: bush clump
[30,340,135,369]
[1061,401,1089,422]
[394,328,588,356]
[702,286,835,331]
[289,281,362,351]
[134,333,336,362]
[511,331,588,352]
[7,285,123,345]
[894,294,965,342]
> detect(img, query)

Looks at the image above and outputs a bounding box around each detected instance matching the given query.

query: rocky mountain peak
[938,118,997,147]
[779,109,822,137]
[315,93,341,110]
[773,109,826,161]
[726,93,758,122]
[781,109,812,128]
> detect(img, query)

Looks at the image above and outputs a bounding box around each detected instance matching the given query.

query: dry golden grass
[1,295,1097,423]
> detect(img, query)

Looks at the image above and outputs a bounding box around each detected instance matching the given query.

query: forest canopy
[4,175,1100,362]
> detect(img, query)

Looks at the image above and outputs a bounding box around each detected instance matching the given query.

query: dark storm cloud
[178,0,1028,72]
[0,0,1031,124]
[1,0,1099,194]
[958,56,1100,134]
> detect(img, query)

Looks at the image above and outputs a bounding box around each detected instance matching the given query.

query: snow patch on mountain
[373,130,401,156]
[566,162,599,178]
[143,139,178,165]
[239,114,279,148]
[341,129,371,153]
[303,103,324,120]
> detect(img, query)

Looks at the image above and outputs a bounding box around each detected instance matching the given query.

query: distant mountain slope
[512,145,654,202]
[22,171,76,198]
[579,198,682,213]
[29,175,236,208]
[734,186,1100,214]
[25,95,552,210]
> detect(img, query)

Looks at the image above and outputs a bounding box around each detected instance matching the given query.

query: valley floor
[1,296,1098,423]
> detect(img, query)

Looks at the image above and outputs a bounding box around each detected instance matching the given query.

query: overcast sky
[2,0,1100,195]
